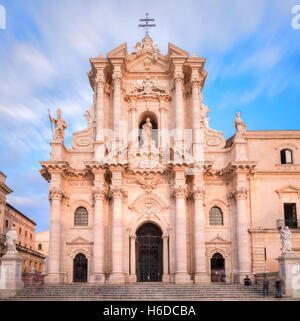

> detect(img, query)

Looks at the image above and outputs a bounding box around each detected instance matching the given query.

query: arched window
[281,149,293,164]
[38,243,42,250]
[209,206,223,226]
[74,207,88,226]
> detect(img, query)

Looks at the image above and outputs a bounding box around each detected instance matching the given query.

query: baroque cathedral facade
[40,36,300,285]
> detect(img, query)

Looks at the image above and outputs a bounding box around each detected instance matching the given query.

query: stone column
[108,186,125,283]
[193,186,210,284]
[44,186,64,284]
[234,187,250,281]
[129,235,137,283]
[191,74,202,162]
[173,185,191,284]
[94,70,105,160]
[162,235,170,282]
[90,186,106,284]
[112,67,122,137]
[174,66,184,160]
[129,99,138,150]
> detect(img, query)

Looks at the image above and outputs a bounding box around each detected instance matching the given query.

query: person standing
[275,276,284,298]
[262,274,269,296]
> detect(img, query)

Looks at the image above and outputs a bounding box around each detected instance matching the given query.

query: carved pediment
[106,43,127,58]
[167,42,189,58]
[67,237,93,245]
[126,52,168,73]
[275,185,300,197]
[206,235,231,245]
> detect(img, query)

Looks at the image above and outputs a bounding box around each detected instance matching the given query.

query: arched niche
[138,111,158,147]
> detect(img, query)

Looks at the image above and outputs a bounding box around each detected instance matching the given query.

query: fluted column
[112,67,122,137]
[162,235,170,282]
[173,185,191,284]
[129,235,137,283]
[94,70,105,160]
[90,186,106,283]
[44,186,64,284]
[191,74,202,162]
[234,187,250,281]
[174,66,184,160]
[193,187,210,284]
[108,186,125,283]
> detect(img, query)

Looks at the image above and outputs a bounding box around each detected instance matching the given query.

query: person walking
[262,274,269,296]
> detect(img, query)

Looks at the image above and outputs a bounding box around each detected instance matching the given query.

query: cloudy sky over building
[0,0,299,232]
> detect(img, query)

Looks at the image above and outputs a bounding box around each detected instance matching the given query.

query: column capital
[192,186,205,200]
[130,235,137,241]
[112,71,122,84]
[48,186,64,201]
[128,99,137,111]
[110,186,126,199]
[191,76,201,88]
[162,234,169,240]
[171,185,187,199]
[232,187,248,200]
[174,72,184,84]
[92,186,107,201]
[96,71,105,88]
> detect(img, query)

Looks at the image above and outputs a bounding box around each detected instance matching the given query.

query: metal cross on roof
[138,13,156,37]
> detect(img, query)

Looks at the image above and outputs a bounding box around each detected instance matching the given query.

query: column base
[44,273,64,285]
[90,273,106,284]
[194,272,210,284]
[162,274,171,283]
[128,275,137,283]
[175,272,192,284]
[107,272,125,284]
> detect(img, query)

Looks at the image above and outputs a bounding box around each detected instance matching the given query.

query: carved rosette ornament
[192,186,205,200]
[48,186,64,200]
[232,187,248,200]
[172,185,187,199]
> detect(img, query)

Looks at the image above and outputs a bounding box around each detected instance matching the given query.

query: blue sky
[0,0,299,232]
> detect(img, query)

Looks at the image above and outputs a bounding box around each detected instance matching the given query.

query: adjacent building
[0,171,45,273]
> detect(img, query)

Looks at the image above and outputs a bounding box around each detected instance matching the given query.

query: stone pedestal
[277,253,300,298]
[194,272,210,284]
[0,254,24,298]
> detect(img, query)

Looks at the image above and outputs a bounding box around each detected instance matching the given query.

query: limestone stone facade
[40,37,300,285]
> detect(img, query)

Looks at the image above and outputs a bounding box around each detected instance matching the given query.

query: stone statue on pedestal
[5,226,18,255]
[234,112,246,138]
[280,226,293,254]
[48,108,67,143]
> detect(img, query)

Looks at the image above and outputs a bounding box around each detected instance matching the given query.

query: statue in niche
[141,118,156,149]
[5,226,18,255]
[49,108,67,143]
[234,112,246,138]
[280,226,293,254]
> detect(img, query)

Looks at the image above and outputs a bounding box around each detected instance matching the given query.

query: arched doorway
[136,223,162,282]
[211,252,225,282]
[73,253,88,282]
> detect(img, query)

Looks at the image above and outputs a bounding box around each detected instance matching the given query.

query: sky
[0,0,299,232]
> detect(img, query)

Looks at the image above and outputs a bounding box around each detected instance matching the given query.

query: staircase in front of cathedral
[8,284,292,301]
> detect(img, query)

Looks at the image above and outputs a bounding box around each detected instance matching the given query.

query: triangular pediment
[126,52,168,73]
[107,43,127,58]
[276,185,300,195]
[206,235,231,245]
[167,42,189,58]
[67,236,92,245]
